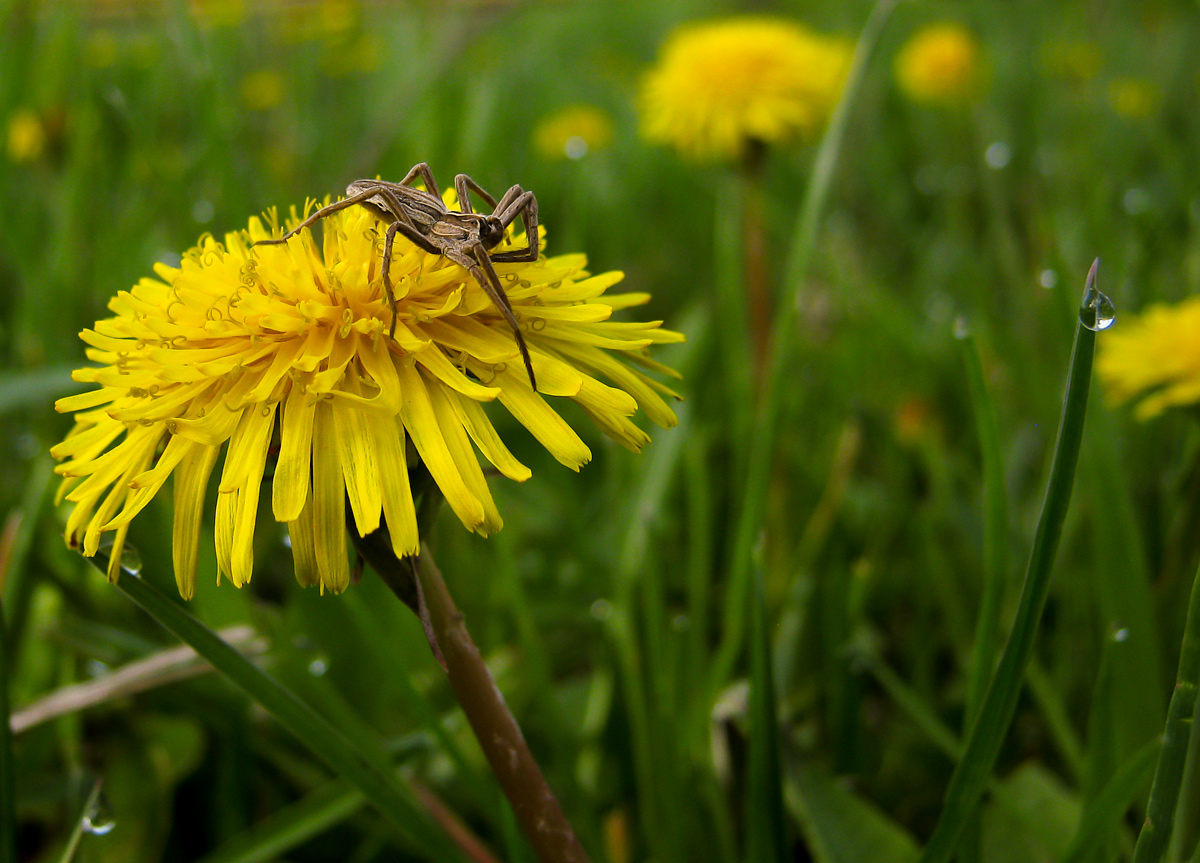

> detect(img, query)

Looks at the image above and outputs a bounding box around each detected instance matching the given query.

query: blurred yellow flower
[1108,78,1159,120]
[53,198,681,597]
[533,105,614,162]
[6,109,45,163]
[190,0,245,28]
[241,69,285,111]
[895,23,982,107]
[1097,297,1200,419]
[639,17,853,162]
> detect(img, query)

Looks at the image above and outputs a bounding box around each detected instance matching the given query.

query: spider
[256,163,540,389]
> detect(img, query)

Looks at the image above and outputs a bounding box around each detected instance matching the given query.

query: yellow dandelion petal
[640,16,854,162]
[1098,296,1200,420]
[53,194,680,596]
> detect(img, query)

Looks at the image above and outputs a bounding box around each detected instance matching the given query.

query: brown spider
[256,163,539,389]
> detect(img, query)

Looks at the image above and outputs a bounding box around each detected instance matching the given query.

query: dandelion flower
[639,17,853,162]
[52,197,682,598]
[241,70,285,112]
[1107,78,1158,120]
[6,109,45,164]
[533,105,614,162]
[1097,297,1200,420]
[895,23,982,107]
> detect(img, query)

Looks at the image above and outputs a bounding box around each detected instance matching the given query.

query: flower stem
[373,545,591,863]
[1131,555,1200,863]
[741,139,771,380]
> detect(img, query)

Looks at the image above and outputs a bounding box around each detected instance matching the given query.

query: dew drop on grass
[82,790,116,836]
[97,537,143,576]
[1079,259,1116,331]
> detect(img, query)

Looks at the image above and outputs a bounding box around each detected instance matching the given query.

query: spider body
[256,163,539,389]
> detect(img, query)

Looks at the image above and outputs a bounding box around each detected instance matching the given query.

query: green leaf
[0,365,85,415]
[786,763,920,863]
[103,563,463,860]
[745,571,787,863]
[982,763,1080,863]
[1062,737,1160,863]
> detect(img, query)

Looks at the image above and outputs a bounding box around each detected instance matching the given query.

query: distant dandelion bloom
[52,200,681,597]
[241,69,285,111]
[895,23,982,107]
[6,109,46,163]
[533,105,614,162]
[1107,78,1159,120]
[639,17,853,162]
[1097,297,1200,420]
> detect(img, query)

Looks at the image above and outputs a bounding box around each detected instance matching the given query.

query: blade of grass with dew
[196,781,365,863]
[102,562,463,860]
[0,597,15,863]
[713,0,899,689]
[918,263,1102,863]
[1060,736,1160,863]
[746,567,787,863]
[54,779,102,863]
[1131,555,1200,863]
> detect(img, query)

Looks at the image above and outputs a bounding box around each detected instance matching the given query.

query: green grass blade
[0,598,15,863]
[746,569,787,863]
[786,764,920,863]
[713,0,900,689]
[105,565,462,859]
[197,781,364,863]
[918,266,1100,863]
[1131,555,1200,863]
[1060,736,1160,863]
[0,365,85,415]
[958,330,1010,728]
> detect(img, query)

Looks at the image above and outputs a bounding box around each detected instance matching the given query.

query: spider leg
[398,162,441,198]
[447,246,537,390]
[487,190,539,263]
[254,187,383,246]
[454,174,498,215]
[380,221,401,339]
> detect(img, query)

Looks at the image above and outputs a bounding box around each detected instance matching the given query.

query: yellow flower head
[7,109,46,164]
[895,23,982,107]
[241,69,285,112]
[52,197,681,598]
[533,105,615,162]
[1107,78,1159,120]
[639,17,853,162]
[1097,297,1200,420]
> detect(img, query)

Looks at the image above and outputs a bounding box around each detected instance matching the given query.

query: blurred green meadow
[3,0,1200,861]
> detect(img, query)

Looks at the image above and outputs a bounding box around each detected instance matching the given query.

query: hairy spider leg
[446,246,537,391]
[255,187,384,246]
[488,190,539,263]
[454,174,499,213]
[398,162,441,199]
[380,212,445,340]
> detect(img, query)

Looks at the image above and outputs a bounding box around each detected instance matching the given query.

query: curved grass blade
[746,568,787,863]
[100,561,462,860]
[1061,736,1160,863]
[713,0,900,688]
[1131,554,1200,863]
[918,262,1102,863]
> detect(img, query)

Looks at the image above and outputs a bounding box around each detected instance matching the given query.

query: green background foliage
[2,1,1199,861]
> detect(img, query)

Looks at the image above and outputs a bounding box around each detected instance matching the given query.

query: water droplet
[308,656,329,677]
[97,538,143,576]
[985,141,1012,169]
[672,614,690,633]
[589,599,613,622]
[1122,187,1150,215]
[1039,269,1058,289]
[1080,260,1116,331]
[1113,627,1131,642]
[82,790,116,836]
[564,136,589,160]
[952,316,971,340]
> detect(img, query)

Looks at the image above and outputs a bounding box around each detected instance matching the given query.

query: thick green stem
[374,546,591,863]
[1131,556,1200,863]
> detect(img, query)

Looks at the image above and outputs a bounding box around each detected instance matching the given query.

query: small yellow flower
[241,70,285,112]
[1097,297,1200,420]
[639,17,853,162]
[1107,78,1158,120]
[533,105,614,162]
[53,198,681,598]
[7,109,46,164]
[895,23,982,107]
